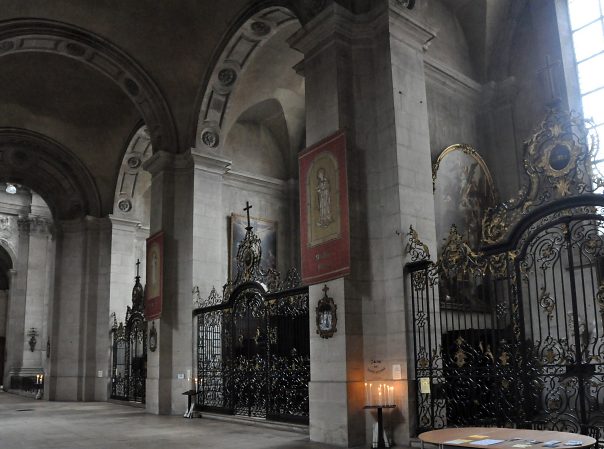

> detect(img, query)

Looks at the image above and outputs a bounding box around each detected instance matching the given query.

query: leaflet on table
[444,439,473,444]
[470,439,506,446]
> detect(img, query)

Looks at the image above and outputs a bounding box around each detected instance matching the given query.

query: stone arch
[113,124,153,226]
[193,5,303,152]
[0,128,101,220]
[0,19,177,153]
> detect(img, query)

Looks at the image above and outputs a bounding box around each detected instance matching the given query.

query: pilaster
[290,1,437,445]
[143,149,194,415]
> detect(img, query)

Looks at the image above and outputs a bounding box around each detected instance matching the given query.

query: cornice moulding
[224,170,286,196]
[191,149,232,175]
[288,2,389,56]
[424,55,482,103]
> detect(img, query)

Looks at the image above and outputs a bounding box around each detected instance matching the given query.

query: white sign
[97,370,103,378]
[420,377,431,394]
[392,364,402,380]
[177,373,185,380]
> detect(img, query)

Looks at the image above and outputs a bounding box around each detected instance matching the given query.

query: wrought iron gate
[111,264,147,403]
[194,211,309,423]
[407,107,604,434]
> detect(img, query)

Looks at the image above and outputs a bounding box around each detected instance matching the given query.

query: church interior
[1,0,604,447]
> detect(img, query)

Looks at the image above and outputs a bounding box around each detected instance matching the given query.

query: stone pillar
[5,217,32,386]
[290,2,437,446]
[143,150,193,414]
[47,216,112,401]
[21,217,53,374]
[2,269,16,386]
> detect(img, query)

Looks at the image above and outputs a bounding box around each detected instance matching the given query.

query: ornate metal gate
[194,210,310,423]
[111,263,147,403]
[407,107,604,435]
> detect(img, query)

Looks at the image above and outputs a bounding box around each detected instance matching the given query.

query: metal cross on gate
[244,201,253,231]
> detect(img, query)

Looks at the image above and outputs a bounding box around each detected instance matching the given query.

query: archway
[0,19,177,154]
[191,5,307,424]
[0,185,54,396]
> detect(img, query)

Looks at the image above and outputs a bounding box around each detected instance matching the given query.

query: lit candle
[378,385,382,405]
[369,383,373,405]
[364,382,368,405]
[389,386,393,405]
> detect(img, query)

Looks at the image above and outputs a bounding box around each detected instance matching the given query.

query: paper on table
[444,440,473,444]
[469,436,491,439]
[470,439,505,446]
[512,445,532,448]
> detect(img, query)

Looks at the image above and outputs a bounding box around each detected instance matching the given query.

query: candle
[378,385,382,405]
[364,382,368,405]
[389,386,393,405]
[369,383,373,405]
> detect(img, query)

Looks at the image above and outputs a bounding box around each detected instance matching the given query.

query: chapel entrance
[110,262,147,403]
[407,107,604,435]
[194,208,310,423]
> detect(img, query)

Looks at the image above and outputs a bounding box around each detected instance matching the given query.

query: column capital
[288,3,388,57]
[143,150,193,177]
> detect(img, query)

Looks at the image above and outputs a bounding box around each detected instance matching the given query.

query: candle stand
[364,404,396,448]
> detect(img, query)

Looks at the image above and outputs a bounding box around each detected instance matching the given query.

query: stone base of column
[309,380,365,447]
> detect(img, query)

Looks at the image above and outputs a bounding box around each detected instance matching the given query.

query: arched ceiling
[0,52,139,216]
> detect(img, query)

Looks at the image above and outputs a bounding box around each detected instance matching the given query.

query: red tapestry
[299,131,350,284]
[145,231,164,320]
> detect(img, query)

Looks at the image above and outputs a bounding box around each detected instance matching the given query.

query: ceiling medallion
[118,199,132,212]
[251,21,271,36]
[0,41,15,53]
[218,68,237,87]
[65,42,86,57]
[201,130,219,148]
[127,156,141,169]
[124,78,140,96]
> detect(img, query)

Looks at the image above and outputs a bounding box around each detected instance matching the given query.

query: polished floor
[0,391,342,449]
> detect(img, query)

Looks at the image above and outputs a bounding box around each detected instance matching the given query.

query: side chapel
[0,0,601,447]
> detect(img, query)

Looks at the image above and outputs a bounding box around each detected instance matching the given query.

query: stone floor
[0,391,344,449]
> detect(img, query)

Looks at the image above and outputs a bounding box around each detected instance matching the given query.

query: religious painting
[433,145,497,311]
[145,231,163,320]
[299,130,350,284]
[229,213,277,281]
[433,144,497,251]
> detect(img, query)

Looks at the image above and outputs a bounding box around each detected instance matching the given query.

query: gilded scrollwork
[482,106,599,246]
[406,225,431,262]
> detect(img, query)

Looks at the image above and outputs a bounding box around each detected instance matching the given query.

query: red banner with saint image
[145,231,164,320]
[299,131,350,284]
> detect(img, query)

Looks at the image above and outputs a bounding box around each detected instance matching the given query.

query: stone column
[21,217,53,375]
[2,269,16,385]
[290,2,437,445]
[47,216,112,401]
[143,150,193,414]
[5,217,32,387]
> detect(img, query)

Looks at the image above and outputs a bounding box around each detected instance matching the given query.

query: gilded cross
[244,201,253,231]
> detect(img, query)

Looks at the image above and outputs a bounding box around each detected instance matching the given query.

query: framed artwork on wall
[229,213,277,281]
[145,231,164,320]
[299,130,350,284]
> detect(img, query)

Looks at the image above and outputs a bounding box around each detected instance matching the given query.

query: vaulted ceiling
[0,0,520,218]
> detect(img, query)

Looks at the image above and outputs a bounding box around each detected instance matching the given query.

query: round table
[419,427,596,449]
